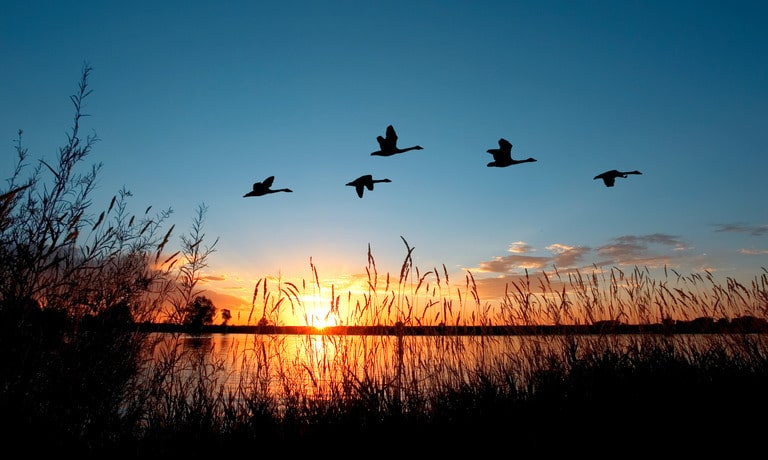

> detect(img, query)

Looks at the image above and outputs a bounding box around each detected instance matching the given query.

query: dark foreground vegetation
[2,314,767,457]
[2,65,767,457]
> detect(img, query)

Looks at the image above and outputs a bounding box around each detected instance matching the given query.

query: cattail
[92,211,104,230]
[65,229,78,243]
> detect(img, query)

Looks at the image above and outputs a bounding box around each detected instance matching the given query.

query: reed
[245,236,768,330]
[124,248,768,455]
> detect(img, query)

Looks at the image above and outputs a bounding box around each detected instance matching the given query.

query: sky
[2,0,767,326]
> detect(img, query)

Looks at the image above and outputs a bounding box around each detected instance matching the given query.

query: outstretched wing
[488,138,513,162]
[498,138,512,153]
[594,172,616,187]
[262,176,275,188]
[385,125,398,144]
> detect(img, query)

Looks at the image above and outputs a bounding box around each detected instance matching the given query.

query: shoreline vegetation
[139,315,768,335]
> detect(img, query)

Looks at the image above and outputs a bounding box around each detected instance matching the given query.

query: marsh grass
[127,250,768,454]
[2,66,767,457]
[125,329,768,457]
[249,235,768,330]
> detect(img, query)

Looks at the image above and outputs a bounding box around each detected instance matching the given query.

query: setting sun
[304,311,337,329]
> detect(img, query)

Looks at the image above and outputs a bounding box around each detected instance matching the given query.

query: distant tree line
[137,314,768,335]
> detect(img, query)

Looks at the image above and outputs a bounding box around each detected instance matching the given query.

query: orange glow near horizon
[201,273,380,327]
[203,268,496,327]
[161,262,768,328]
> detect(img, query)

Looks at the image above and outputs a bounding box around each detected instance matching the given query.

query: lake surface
[143,331,759,403]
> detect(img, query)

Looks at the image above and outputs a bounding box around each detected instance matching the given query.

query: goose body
[243,176,293,197]
[371,125,423,156]
[594,170,642,187]
[486,138,537,167]
[346,174,391,198]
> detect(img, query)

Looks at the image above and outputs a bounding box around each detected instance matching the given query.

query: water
[142,331,758,403]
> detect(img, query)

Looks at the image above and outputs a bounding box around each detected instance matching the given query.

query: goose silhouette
[346,174,391,198]
[371,125,423,156]
[593,170,642,187]
[243,176,293,197]
[486,138,537,167]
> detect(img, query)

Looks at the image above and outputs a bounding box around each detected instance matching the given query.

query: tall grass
[127,246,768,455]
[248,236,768,329]
[128,327,768,456]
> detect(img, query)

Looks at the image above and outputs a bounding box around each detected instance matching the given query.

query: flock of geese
[242,124,642,199]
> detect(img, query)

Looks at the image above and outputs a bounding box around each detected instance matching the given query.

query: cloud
[202,290,251,311]
[471,233,688,278]
[595,233,687,266]
[202,274,227,282]
[508,241,534,254]
[546,244,590,267]
[714,223,768,236]
[609,233,687,249]
[472,242,590,275]
[739,248,768,255]
[477,254,551,273]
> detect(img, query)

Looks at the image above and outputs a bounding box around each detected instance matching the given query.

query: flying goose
[346,174,391,198]
[370,125,423,156]
[593,170,642,187]
[486,138,537,167]
[243,176,293,197]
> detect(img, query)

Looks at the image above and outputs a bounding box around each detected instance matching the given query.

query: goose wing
[385,125,398,144]
[488,138,513,162]
[357,174,373,190]
[347,175,371,198]
[498,138,512,154]
[594,171,617,187]
[377,125,398,151]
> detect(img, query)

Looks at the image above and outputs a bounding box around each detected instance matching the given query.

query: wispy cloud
[714,223,768,236]
[475,241,549,273]
[465,233,693,304]
[546,243,590,267]
[473,241,590,275]
[476,254,551,273]
[595,233,687,267]
[203,274,227,282]
[739,248,768,255]
[507,241,533,254]
[470,233,687,277]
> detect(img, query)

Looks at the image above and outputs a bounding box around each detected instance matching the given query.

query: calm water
[143,332,755,401]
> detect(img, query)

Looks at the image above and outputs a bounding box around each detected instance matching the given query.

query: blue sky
[2,1,767,324]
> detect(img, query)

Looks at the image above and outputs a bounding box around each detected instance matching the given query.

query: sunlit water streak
[142,332,763,410]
